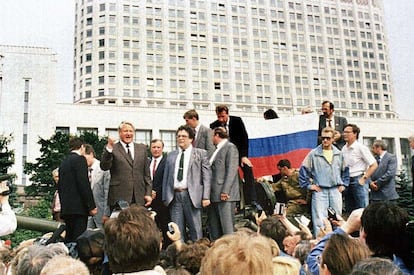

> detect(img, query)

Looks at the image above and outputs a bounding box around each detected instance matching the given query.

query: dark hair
[322,100,334,110]
[104,205,160,273]
[183,109,199,120]
[259,217,287,251]
[277,159,291,169]
[69,137,85,151]
[215,105,229,114]
[84,144,95,157]
[176,125,195,139]
[263,109,279,119]
[350,257,403,275]
[361,202,409,260]
[344,123,360,139]
[176,242,209,274]
[213,127,229,139]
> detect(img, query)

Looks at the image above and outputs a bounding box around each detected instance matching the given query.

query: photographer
[0,174,17,237]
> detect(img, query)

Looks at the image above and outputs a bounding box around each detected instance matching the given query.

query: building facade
[73,0,395,118]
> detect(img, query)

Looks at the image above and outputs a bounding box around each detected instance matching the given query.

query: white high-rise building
[73,0,396,119]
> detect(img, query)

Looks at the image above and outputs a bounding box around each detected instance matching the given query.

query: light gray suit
[208,140,240,240]
[194,124,215,158]
[88,159,110,229]
[162,147,211,241]
[370,152,399,201]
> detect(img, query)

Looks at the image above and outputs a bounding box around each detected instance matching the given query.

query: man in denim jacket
[299,127,349,237]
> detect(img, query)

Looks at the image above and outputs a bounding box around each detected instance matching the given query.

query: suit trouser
[241,164,258,203]
[207,201,236,240]
[170,190,202,242]
[64,214,88,243]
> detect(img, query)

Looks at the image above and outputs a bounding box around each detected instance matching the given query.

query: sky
[0,0,412,119]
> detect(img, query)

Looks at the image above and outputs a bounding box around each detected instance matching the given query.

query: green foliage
[24,131,108,197]
[0,133,15,174]
[1,198,51,248]
[24,131,70,197]
[396,170,414,219]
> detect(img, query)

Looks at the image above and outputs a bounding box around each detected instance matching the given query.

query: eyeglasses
[321,136,332,140]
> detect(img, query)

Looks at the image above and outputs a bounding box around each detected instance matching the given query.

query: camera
[113,199,129,211]
[327,207,337,221]
[274,202,286,215]
[0,181,12,196]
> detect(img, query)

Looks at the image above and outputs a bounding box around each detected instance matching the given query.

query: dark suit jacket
[162,147,211,208]
[210,115,249,159]
[100,142,152,208]
[151,155,167,195]
[58,152,96,218]
[318,115,348,149]
[370,152,399,201]
[195,124,215,158]
[210,141,240,203]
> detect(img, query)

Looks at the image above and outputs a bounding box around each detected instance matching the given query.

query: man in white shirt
[0,174,16,237]
[342,124,377,214]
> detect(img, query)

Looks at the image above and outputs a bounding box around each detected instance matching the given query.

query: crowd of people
[1,102,414,274]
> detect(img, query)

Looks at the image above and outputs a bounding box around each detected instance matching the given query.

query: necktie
[192,129,196,147]
[327,119,332,128]
[375,155,381,164]
[177,150,185,181]
[152,159,157,178]
[126,144,132,160]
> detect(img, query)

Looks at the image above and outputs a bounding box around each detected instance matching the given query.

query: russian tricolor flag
[245,114,319,178]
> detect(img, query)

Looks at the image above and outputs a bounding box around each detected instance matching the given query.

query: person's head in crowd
[350,257,403,275]
[183,109,200,128]
[343,123,360,142]
[52,168,59,184]
[321,101,335,118]
[282,235,301,256]
[165,266,192,275]
[272,256,301,274]
[16,244,67,275]
[320,233,370,275]
[277,159,292,177]
[200,232,274,275]
[40,255,89,275]
[104,205,161,273]
[293,240,311,266]
[264,109,279,120]
[176,242,209,274]
[301,106,313,114]
[215,105,230,125]
[408,135,414,150]
[360,202,410,262]
[118,121,135,145]
[259,216,288,253]
[69,137,86,153]
[176,125,195,150]
[83,144,96,167]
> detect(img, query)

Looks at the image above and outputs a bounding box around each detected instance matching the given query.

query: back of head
[272,256,301,274]
[259,216,287,250]
[321,234,370,275]
[176,242,209,274]
[350,257,403,275]
[40,255,89,275]
[16,245,64,275]
[104,205,160,273]
[69,137,85,151]
[361,202,409,258]
[200,233,273,275]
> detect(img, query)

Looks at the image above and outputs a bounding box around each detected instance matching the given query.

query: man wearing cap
[0,174,17,236]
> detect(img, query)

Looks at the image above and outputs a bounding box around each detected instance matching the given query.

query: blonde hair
[200,232,273,275]
[40,255,89,275]
[272,256,301,275]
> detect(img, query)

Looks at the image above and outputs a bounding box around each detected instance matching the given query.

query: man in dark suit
[210,105,262,210]
[183,109,215,158]
[369,140,399,202]
[58,137,97,243]
[148,138,171,248]
[208,127,240,240]
[318,100,348,149]
[101,121,152,216]
[162,125,211,242]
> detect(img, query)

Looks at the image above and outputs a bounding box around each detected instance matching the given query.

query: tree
[24,131,108,197]
[0,133,15,175]
[396,170,414,219]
